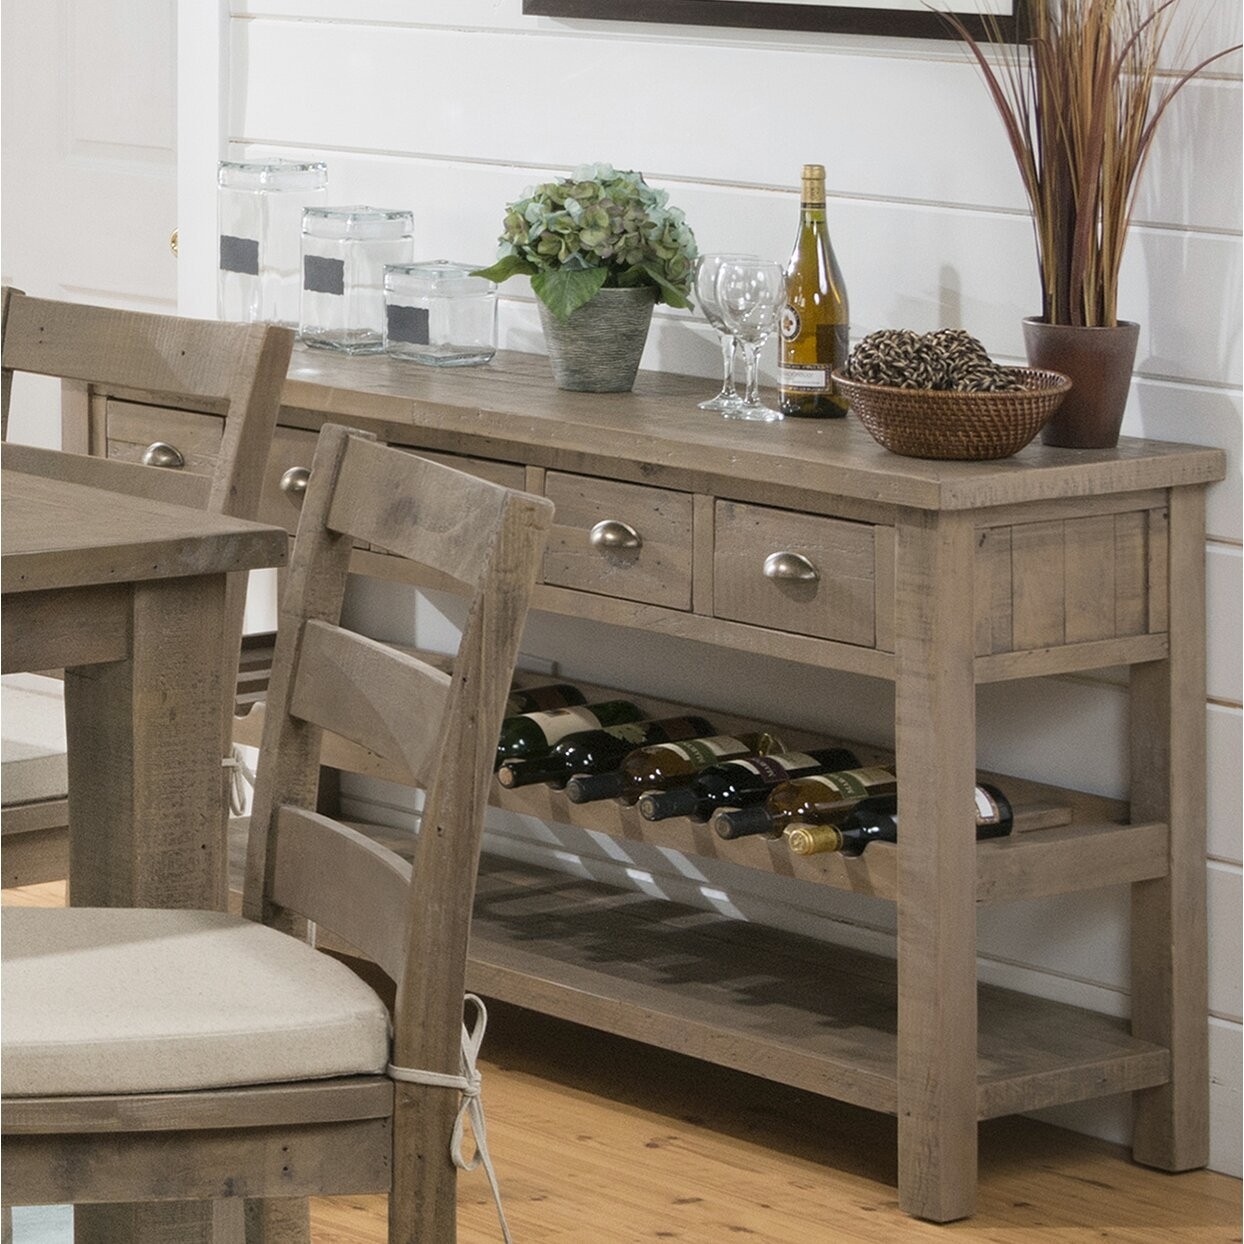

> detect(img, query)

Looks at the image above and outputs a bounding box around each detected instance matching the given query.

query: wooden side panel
[1114,511,1149,636]
[874,525,896,653]
[1010,520,1065,651]
[1064,515,1117,644]
[1148,506,1170,634]
[973,526,1012,656]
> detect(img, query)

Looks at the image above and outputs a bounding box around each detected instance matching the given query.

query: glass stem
[720,334,739,399]
[741,341,761,406]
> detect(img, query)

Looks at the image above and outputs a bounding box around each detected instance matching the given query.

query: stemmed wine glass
[714,259,785,422]
[693,253,757,411]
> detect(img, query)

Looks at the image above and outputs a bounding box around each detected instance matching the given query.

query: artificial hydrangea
[475,164,698,321]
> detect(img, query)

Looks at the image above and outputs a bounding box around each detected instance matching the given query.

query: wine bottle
[786,783,1014,856]
[565,731,785,805]
[778,163,849,419]
[498,715,716,790]
[493,699,645,772]
[711,764,896,840]
[504,682,587,716]
[637,746,859,823]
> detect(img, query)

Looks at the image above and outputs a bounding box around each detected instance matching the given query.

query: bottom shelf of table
[464,853,1170,1123]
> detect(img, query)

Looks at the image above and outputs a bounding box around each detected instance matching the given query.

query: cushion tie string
[221,744,256,817]
[388,994,513,1244]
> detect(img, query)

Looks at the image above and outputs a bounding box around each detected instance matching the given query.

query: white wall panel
[1207,545,1243,703]
[231,18,1240,232]
[1207,705,1243,865]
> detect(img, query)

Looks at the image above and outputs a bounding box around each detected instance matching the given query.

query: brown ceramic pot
[1022,317,1140,449]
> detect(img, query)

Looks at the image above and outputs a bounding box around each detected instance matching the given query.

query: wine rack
[219,345,1220,1221]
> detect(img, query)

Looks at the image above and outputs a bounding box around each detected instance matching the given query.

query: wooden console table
[77,347,1225,1222]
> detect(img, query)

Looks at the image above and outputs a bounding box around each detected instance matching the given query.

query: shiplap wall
[225,0,1242,1174]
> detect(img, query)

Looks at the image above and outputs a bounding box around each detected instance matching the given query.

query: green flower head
[474,163,699,321]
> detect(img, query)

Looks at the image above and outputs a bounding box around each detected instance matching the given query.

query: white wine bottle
[779,163,849,419]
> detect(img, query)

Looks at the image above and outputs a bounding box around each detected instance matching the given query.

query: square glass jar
[384,261,498,366]
[299,205,414,353]
[217,159,328,327]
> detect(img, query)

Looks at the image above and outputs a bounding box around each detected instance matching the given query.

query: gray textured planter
[537,286,657,392]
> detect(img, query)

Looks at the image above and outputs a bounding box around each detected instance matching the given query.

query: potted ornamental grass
[944,0,1240,447]
[475,164,698,392]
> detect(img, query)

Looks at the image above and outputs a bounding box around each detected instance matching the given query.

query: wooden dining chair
[1,423,553,1242]
[0,288,294,889]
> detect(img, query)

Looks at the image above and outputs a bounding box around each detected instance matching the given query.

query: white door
[1,0,179,444]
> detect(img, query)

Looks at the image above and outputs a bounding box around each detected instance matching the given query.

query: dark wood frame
[522,0,1027,41]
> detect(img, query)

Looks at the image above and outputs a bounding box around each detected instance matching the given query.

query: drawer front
[543,472,693,610]
[713,501,879,646]
[105,401,222,476]
[257,426,320,535]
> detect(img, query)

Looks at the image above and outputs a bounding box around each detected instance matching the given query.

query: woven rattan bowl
[832,367,1072,461]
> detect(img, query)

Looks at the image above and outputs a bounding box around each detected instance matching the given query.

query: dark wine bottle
[637,746,859,823]
[493,699,645,772]
[505,682,586,715]
[711,764,897,840]
[786,783,1014,856]
[565,731,785,805]
[497,715,716,790]
[779,163,849,418]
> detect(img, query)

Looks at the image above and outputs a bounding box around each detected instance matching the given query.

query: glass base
[388,347,497,367]
[723,402,784,422]
[300,328,385,354]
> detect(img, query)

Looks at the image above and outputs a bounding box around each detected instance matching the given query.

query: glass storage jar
[384,261,498,366]
[217,159,328,327]
[299,205,414,353]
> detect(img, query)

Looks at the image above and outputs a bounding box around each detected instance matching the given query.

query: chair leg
[391,1083,458,1243]
[2,1205,13,1244]
[244,1198,309,1243]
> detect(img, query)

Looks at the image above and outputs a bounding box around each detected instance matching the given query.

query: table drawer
[543,472,693,610]
[713,501,881,647]
[105,401,222,476]
[257,426,320,535]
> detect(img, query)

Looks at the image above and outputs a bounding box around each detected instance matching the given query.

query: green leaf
[471,254,538,284]
[532,267,608,321]
[633,263,691,309]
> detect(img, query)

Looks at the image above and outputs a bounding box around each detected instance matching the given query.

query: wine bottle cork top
[800,165,826,204]
[786,823,843,856]
[802,164,825,180]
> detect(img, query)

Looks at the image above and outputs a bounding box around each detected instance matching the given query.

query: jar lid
[217,159,327,192]
[385,261,495,294]
[302,205,414,240]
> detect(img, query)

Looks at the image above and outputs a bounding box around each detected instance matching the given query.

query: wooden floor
[4,881,1240,1243]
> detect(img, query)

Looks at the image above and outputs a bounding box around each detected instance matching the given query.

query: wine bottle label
[667,736,747,767]
[607,721,652,745]
[778,364,829,389]
[527,705,603,746]
[975,785,1002,824]
[737,752,818,782]
[780,305,801,339]
[801,766,893,800]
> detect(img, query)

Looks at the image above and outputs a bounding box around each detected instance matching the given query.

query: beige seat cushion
[1,674,68,804]
[2,908,391,1097]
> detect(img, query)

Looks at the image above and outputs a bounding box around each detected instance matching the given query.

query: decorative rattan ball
[846,328,1023,392]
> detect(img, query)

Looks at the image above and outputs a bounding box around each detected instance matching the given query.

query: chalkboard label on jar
[303,255,345,296]
[386,303,430,345]
[219,235,259,276]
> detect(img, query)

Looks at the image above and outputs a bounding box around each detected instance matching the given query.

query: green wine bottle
[493,700,645,772]
[504,682,587,715]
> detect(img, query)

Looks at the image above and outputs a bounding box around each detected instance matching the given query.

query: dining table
[3,446,291,1244]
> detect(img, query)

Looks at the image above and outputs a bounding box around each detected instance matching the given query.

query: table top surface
[282,347,1226,511]
[1,455,289,595]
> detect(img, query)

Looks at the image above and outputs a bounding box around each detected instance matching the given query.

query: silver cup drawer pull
[763,550,820,583]
[279,466,311,497]
[141,441,185,470]
[589,519,642,551]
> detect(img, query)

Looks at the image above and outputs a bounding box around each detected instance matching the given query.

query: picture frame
[521,0,1027,41]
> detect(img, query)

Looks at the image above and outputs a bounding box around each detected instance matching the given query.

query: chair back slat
[289,620,451,790]
[270,806,412,981]
[328,435,511,588]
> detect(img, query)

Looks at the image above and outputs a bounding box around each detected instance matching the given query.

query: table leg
[894,509,979,1221]
[1130,486,1210,1170]
[65,575,229,911]
[65,574,232,1244]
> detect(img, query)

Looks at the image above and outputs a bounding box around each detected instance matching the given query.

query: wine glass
[693,253,757,411]
[714,259,785,422]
